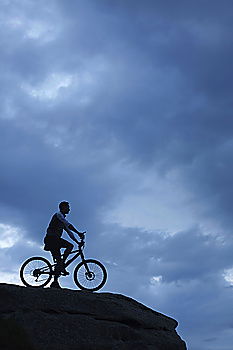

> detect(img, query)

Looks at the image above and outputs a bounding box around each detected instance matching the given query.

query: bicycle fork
[80,251,92,276]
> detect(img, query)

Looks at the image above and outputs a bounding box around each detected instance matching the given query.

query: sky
[1,0,233,349]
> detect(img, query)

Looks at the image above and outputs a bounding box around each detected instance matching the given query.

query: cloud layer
[1,1,233,349]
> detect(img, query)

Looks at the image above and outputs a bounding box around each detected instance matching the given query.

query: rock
[0,283,186,350]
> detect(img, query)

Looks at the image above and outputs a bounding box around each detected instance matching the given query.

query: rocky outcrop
[0,283,186,350]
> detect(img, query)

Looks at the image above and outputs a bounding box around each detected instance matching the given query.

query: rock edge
[0,283,186,350]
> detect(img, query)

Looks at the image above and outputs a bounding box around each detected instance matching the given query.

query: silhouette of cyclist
[44,201,85,288]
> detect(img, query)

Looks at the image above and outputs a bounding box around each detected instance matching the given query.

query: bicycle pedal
[61,271,70,276]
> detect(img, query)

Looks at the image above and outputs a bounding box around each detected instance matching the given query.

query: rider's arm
[67,224,83,238]
[64,227,80,244]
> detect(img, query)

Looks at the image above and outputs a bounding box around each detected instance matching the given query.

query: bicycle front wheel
[20,256,53,288]
[73,259,107,291]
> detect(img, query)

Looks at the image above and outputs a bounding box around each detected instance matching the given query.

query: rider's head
[59,201,70,215]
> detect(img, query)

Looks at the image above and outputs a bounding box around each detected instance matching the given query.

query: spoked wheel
[73,259,107,291]
[20,256,53,288]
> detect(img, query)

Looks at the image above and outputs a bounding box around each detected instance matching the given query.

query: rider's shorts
[44,235,73,253]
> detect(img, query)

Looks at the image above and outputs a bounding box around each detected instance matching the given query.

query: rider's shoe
[60,261,70,275]
[55,261,70,276]
[50,281,62,289]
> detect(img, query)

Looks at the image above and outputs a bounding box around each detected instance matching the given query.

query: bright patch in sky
[223,268,233,285]
[22,73,73,100]
[3,4,59,43]
[150,275,163,284]
[0,223,22,248]
[7,17,54,39]
[104,169,199,233]
[0,271,21,285]
[24,20,57,41]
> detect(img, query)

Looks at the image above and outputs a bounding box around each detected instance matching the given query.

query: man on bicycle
[44,201,85,288]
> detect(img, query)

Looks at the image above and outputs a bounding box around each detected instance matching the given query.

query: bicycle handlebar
[80,231,86,240]
[79,231,86,247]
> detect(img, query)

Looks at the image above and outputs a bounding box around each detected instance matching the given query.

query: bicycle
[20,234,107,291]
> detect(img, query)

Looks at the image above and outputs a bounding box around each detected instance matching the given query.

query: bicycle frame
[63,248,83,268]
[50,243,91,275]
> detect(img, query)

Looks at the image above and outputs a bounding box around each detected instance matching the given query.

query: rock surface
[0,283,186,350]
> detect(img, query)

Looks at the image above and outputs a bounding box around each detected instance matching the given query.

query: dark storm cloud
[54,0,233,233]
[52,0,233,163]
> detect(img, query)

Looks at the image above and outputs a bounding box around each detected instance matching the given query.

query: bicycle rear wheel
[20,256,53,288]
[73,259,107,291]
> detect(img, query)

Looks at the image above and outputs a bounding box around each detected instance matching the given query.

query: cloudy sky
[1,0,233,348]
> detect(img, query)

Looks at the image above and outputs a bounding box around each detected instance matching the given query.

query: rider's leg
[45,236,62,285]
[51,248,62,278]
[60,238,74,264]
[52,246,71,276]
[50,237,73,276]
[51,239,73,276]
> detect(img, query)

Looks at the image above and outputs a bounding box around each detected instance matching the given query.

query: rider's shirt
[46,212,74,239]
